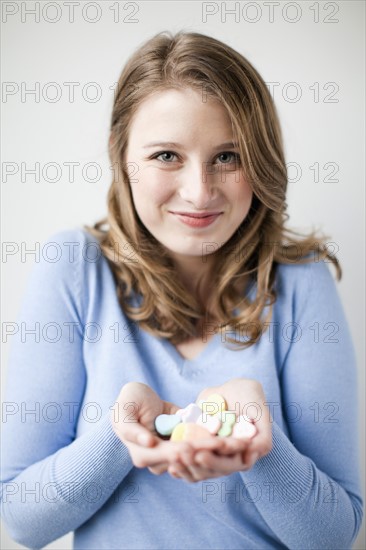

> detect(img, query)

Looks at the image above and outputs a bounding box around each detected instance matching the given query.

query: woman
[1,30,363,549]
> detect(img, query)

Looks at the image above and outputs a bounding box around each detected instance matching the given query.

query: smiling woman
[86,31,340,349]
[1,30,363,550]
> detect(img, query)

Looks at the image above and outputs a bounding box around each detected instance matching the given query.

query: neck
[171,253,215,309]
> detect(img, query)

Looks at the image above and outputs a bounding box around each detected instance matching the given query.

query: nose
[177,161,218,209]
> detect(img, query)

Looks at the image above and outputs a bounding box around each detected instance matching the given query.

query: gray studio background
[1,1,365,548]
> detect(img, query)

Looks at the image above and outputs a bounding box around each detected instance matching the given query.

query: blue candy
[154,414,182,436]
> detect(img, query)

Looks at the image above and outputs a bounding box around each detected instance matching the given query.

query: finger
[183,463,221,482]
[167,447,200,482]
[128,440,192,468]
[194,449,251,475]
[212,436,250,455]
[168,462,196,483]
[186,436,248,457]
[148,462,169,475]
[113,420,159,448]
[183,437,227,453]
[178,453,220,482]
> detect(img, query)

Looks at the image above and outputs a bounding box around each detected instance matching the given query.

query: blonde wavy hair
[85,30,341,349]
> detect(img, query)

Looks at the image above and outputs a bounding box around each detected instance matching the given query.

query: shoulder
[29,227,104,284]
[37,226,105,270]
[273,254,342,321]
[30,227,115,315]
[274,254,337,294]
[40,226,101,252]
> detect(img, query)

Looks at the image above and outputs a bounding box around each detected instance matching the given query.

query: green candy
[217,411,236,437]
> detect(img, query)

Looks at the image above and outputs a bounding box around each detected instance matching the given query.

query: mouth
[169,211,223,228]
[169,211,223,218]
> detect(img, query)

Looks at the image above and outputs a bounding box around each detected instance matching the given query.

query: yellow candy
[198,393,227,416]
[170,423,186,441]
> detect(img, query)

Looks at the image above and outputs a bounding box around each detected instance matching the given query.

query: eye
[216,152,241,165]
[150,150,240,166]
[152,151,178,163]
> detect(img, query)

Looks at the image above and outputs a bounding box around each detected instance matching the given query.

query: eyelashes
[150,150,241,166]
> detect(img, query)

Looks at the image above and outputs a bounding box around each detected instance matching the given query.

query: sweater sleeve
[0,229,134,549]
[239,259,364,549]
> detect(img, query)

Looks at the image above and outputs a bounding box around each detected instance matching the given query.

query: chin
[163,242,206,258]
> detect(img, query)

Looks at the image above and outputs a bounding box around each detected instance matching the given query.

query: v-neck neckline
[158,279,257,370]
[134,278,257,371]
[159,330,221,370]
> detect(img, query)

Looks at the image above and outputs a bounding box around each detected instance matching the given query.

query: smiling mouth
[169,211,223,218]
[170,211,223,228]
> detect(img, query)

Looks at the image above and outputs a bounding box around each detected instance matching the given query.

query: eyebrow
[142,141,239,150]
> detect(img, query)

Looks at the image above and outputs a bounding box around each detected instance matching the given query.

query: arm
[239,259,364,549]
[0,230,134,549]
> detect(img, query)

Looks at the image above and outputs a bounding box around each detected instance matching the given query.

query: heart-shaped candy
[232,415,257,439]
[155,414,182,436]
[177,403,202,423]
[216,411,236,437]
[198,393,227,416]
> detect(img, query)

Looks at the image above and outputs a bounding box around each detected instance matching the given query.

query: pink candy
[232,414,257,439]
[196,413,221,434]
[176,403,202,423]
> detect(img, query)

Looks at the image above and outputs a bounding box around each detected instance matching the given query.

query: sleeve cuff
[240,420,314,504]
[51,412,134,506]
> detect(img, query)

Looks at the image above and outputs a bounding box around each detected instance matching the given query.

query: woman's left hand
[164,378,273,482]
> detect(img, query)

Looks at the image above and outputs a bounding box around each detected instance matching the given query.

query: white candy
[177,403,202,423]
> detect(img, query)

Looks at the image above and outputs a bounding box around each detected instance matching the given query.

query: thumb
[111,410,158,448]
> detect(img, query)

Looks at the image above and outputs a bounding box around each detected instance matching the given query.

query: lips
[171,212,223,228]
[169,211,222,218]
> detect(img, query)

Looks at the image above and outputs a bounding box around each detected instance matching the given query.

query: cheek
[146,173,175,211]
[148,170,174,202]
[130,171,173,217]
[230,177,253,211]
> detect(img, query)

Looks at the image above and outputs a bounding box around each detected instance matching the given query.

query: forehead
[129,87,232,132]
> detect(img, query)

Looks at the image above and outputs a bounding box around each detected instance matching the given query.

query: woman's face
[125,87,253,261]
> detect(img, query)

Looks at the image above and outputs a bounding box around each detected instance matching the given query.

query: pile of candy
[154,393,257,442]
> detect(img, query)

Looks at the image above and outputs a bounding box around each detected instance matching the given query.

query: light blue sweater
[1,228,364,549]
